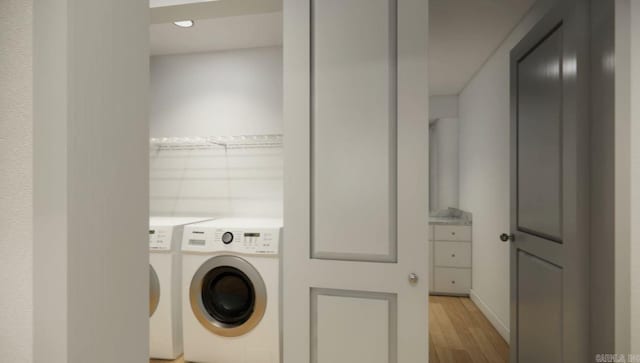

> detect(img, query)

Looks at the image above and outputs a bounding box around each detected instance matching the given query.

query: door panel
[517,251,562,363]
[510,1,590,362]
[517,26,563,242]
[311,289,397,363]
[312,0,397,262]
[283,0,428,361]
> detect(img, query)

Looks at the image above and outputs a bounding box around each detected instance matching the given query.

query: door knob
[408,273,419,284]
[500,233,515,242]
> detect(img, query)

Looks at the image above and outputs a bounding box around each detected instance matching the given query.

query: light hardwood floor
[150,359,184,363]
[151,296,508,363]
[429,296,509,363]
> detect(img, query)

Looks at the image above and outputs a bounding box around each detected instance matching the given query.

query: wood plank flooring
[150,359,184,363]
[150,296,508,363]
[429,296,509,363]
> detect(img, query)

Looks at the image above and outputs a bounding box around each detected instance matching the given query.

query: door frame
[509,0,590,361]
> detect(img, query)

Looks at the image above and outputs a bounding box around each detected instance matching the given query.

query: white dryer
[181,218,282,363]
[149,217,214,360]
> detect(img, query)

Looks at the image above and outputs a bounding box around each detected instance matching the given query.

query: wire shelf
[150,134,283,150]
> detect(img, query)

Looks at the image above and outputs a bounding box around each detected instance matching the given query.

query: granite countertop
[429,208,472,226]
[429,216,472,226]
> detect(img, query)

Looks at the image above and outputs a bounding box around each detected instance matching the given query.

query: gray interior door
[508,1,590,362]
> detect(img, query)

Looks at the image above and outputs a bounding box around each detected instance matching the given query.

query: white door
[282,0,429,362]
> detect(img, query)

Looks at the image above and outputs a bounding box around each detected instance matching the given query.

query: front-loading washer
[181,218,282,363]
[149,217,214,360]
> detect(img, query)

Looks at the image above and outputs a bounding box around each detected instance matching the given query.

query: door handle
[408,273,419,284]
[500,233,515,242]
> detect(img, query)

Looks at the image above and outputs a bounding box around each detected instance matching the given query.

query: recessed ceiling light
[173,20,194,28]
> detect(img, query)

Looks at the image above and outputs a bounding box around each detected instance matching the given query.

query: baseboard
[469,289,510,344]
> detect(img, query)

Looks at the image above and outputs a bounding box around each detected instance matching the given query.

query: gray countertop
[429,208,472,226]
[429,216,472,226]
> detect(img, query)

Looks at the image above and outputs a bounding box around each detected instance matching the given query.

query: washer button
[222,232,234,244]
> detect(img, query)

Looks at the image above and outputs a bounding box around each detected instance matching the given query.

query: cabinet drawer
[434,242,471,268]
[433,267,471,294]
[434,225,471,241]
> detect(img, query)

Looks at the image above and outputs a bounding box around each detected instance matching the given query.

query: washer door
[149,264,160,317]
[190,255,267,337]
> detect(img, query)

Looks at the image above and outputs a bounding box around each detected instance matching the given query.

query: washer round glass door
[190,255,267,337]
[149,265,160,317]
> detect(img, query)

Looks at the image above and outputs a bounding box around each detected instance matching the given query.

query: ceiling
[150,0,281,24]
[150,12,282,56]
[429,0,536,95]
[150,0,536,95]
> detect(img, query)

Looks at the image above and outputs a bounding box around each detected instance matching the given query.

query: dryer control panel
[149,226,174,251]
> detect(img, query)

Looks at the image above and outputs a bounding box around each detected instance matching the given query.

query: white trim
[615,0,633,354]
[469,289,510,344]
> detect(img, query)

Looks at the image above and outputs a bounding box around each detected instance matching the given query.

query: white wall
[151,47,283,137]
[150,47,283,218]
[627,0,640,353]
[32,1,150,362]
[429,95,459,211]
[0,1,34,361]
[616,1,640,354]
[430,95,458,119]
[149,146,283,218]
[429,118,459,211]
[458,0,555,341]
[631,2,640,352]
[614,0,640,354]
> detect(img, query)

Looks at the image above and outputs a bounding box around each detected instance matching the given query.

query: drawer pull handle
[451,254,456,258]
[451,281,456,284]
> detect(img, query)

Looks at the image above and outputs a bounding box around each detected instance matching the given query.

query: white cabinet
[434,225,472,241]
[429,224,472,296]
[434,242,471,268]
[433,267,472,294]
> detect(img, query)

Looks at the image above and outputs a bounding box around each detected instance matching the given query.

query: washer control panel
[222,231,234,244]
[183,226,280,255]
[149,226,174,251]
[214,229,279,254]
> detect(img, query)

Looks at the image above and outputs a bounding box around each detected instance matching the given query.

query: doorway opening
[428,0,542,361]
[429,0,595,361]
[148,1,283,363]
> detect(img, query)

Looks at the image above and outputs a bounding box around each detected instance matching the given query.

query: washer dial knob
[222,232,234,244]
